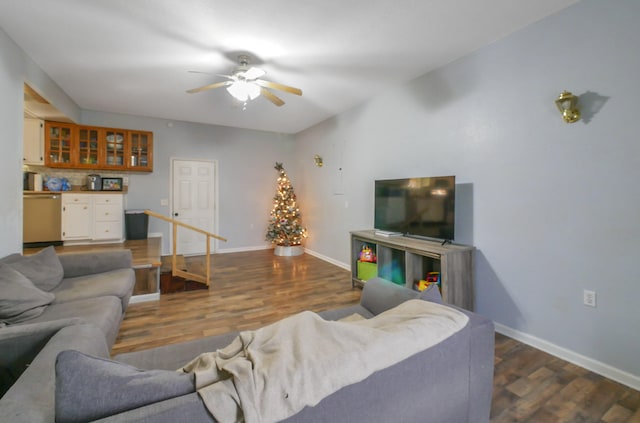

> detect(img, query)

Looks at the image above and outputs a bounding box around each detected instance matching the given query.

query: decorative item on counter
[87,174,102,191]
[45,177,62,192]
[60,178,71,191]
[101,177,123,191]
[358,244,377,263]
[33,173,43,191]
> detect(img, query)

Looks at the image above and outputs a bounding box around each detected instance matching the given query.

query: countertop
[23,186,128,195]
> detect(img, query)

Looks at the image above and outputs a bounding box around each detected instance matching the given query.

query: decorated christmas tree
[266,162,307,247]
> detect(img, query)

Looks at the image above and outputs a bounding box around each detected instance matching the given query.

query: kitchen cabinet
[128,130,153,171]
[44,122,153,172]
[93,194,123,240]
[45,122,75,167]
[61,193,124,243]
[23,118,45,165]
[61,194,92,240]
[103,128,127,168]
[76,127,100,168]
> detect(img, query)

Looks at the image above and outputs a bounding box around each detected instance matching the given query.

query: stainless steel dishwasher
[23,193,63,247]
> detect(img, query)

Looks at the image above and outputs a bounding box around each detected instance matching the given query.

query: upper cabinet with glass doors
[76,127,100,168]
[44,122,153,172]
[45,122,75,167]
[128,131,153,171]
[103,128,127,168]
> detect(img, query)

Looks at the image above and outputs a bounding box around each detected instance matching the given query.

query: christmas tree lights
[265,162,308,247]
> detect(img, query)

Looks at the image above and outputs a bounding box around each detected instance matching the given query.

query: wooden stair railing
[144,210,227,287]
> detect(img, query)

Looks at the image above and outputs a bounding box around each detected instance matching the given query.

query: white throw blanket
[180,299,469,423]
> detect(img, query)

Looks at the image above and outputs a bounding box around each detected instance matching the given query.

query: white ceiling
[1,0,580,134]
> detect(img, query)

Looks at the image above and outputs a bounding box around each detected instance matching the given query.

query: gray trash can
[125,210,149,240]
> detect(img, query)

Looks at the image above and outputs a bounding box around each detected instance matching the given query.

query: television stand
[374,230,402,237]
[350,230,475,310]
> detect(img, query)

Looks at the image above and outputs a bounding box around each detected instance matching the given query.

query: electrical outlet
[122,176,129,186]
[583,290,596,307]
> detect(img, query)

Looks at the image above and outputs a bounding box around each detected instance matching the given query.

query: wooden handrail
[144,210,227,242]
[143,210,227,287]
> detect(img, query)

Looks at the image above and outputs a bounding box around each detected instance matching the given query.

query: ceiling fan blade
[186,80,231,94]
[187,70,214,75]
[188,71,234,79]
[260,88,285,107]
[243,67,266,80]
[255,80,302,96]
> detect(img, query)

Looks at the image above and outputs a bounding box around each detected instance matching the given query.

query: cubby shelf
[350,230,475,310]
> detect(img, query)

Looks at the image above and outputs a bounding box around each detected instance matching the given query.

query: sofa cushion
[114,331,241,371]
[1,246,64,291]
[0,324,111,423]
[55,350,195,423]
[0,264,55,325]
[360,277,421,315]
[0,253,22,264]
[317,304,375,321]
[52,268,135,310]
[26,296,122,348]
[420,283,444,304]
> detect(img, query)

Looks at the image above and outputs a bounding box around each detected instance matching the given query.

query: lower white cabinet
[93,195,123,240]
[62,193,123,243]
[61,194,92,240]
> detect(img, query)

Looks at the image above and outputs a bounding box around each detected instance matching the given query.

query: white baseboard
[213,245,272,254]
[494,323,640,391]
[129,293,160,304]
[304,248,350,271]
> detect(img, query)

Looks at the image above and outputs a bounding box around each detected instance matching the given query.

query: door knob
[174,212,179,217]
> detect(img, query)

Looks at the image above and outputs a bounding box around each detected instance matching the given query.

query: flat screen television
[374,176,455,241]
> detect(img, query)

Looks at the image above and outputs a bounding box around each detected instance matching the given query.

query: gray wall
[294,0,640,383]
[81,110,295,254]
[0,27,80,257]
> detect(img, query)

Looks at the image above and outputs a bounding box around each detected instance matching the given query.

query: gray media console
[350,230,475,310]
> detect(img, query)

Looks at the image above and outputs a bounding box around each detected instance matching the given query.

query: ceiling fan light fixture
[226,80,261,102]
[187,54,301,107]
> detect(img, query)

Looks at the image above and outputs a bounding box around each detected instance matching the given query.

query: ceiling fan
[186,55,302,107]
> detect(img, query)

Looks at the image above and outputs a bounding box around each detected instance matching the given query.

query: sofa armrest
[58,250,133,278]
[93,393,216,423]
[0,324,110,423]
[359,277,420,315]
[0,318,83,396]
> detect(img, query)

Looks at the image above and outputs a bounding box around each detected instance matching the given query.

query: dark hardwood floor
[111,249,640,423]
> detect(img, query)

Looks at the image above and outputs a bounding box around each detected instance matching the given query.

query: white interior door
[171,159,217,255]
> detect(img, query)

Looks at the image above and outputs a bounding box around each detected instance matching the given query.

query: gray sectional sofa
[1,248,494,423]
[0,246,135,421]
[100,278,495,423]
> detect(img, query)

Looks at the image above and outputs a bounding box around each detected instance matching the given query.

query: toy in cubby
[415,271,441,292]
[358,244,377,263]
[357,244,378,281]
